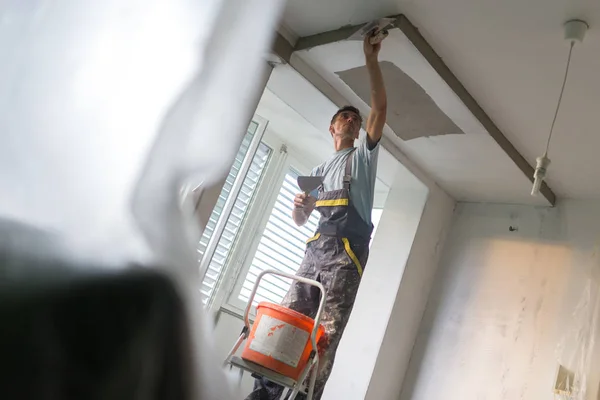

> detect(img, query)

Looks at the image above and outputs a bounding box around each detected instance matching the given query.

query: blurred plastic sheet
[0,0,284,399]
[554,252,600,399]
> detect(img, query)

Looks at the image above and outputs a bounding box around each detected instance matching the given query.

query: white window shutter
[198,121,271,305]
[237,168,320,307]
[198,121,258,258]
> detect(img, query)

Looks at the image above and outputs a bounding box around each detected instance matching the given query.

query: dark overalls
[247,149,373,400]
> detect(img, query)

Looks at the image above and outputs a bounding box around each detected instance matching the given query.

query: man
[247,34,387,400]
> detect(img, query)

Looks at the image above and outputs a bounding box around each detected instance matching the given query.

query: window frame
[199,115,269,308]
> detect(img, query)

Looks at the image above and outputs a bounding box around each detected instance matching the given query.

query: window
[198,121,258,258]
[229,167,320,308]
[198,119,271,306]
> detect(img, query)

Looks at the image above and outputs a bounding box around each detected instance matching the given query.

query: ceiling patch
[336,61,463,141]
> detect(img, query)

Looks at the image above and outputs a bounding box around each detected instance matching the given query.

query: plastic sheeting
[554,249,600,400]
[0,0,284,398]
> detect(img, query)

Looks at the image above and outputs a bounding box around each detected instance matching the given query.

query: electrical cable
[544,41,575,157]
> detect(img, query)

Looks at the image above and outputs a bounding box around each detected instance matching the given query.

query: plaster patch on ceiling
[336,61,463,141]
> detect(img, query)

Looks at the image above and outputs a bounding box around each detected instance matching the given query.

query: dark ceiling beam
[294,22,375,51]
[271,32,294,64]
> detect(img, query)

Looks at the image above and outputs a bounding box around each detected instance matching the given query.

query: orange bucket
[242,302,325,380]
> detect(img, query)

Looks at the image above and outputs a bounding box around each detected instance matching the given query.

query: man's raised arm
[364,35,387,146]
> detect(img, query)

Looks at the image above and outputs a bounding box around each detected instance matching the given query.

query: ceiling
[280,0,600,202]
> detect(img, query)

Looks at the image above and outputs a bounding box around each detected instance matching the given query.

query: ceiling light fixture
[531,19,589,197]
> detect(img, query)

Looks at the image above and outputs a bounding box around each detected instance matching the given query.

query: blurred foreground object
[0,0,284,398]
[0,243,194,399]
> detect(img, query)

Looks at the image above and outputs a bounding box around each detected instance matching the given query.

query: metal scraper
[297,176,323,194]
[347,17,397,44]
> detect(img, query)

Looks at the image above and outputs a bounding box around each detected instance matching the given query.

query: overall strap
[343,148,356,191]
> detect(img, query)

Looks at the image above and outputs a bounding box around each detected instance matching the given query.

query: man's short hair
[330,106,362,125]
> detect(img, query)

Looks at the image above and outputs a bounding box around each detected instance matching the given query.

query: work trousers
[245,235,369,400]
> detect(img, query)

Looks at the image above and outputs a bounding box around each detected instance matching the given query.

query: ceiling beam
[294,24,369,52]
[271,32,293,64]
[272,15,556,206]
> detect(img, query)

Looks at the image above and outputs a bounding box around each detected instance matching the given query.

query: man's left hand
[363,31,382,60]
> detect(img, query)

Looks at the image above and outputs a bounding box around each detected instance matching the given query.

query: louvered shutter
[198,121,272,305]
[198,121,258,258]
[236,168,320,306]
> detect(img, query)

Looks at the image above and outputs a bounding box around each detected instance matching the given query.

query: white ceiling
[281,0,600,201]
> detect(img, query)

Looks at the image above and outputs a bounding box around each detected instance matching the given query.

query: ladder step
[227,356,307,394]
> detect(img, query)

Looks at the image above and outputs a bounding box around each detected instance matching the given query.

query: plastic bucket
[241,302,325,380]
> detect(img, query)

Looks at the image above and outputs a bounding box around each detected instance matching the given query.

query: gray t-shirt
[310,137,379,225]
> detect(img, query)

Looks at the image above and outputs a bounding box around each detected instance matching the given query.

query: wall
[365,185,455,400]
[401,201,600,400]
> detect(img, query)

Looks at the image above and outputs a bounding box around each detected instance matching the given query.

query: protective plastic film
[1,1,284,399]
[554,248,600,400]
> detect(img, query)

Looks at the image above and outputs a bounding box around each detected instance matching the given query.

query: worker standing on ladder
[246,33,387,400]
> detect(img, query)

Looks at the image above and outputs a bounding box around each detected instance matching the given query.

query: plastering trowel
[347,17,397,44]
[297,176,323,196]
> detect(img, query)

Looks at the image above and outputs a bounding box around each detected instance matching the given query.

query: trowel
[347,17,397,44]
[297,176,323,196]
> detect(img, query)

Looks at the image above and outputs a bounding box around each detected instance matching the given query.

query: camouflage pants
[245,235,369,400]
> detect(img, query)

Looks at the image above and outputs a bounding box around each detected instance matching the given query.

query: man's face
[329,111,361,141]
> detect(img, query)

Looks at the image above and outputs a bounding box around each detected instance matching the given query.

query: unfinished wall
[365,186,455,400]
[401,201,600,400]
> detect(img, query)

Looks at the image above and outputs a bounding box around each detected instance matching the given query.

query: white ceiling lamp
[531,19,589,196]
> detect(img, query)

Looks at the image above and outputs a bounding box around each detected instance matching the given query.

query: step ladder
[224,270,326,400]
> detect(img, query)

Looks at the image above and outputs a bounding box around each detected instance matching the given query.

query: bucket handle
[244,270,326,359]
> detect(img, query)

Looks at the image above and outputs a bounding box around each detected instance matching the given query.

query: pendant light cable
[544,41,575,157]
[531,19,587,198]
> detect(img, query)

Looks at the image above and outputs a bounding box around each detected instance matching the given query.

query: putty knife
[297,176,323,195]
[347,17,396,44]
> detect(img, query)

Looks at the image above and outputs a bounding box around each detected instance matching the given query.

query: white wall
[365,185,455,400]
[401,200,600,400]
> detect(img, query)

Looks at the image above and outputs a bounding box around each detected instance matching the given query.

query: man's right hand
[294,193,316,209]
[292,193,316,227]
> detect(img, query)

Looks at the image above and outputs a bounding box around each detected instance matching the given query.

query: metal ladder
[223,270,326,400]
